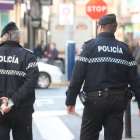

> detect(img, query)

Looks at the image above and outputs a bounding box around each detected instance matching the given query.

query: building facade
[0,0,52,49]
[49,0,123,54]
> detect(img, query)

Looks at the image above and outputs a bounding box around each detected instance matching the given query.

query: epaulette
[120,41,128,47]
[23,48,33,53]
[84,39,93,44]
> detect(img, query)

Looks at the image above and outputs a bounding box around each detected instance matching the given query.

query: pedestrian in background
[33,43,39,59]
[65,14,140,140]
[136,49,140,75]
[134,38,140,59]
[129,44,135,54]
[44,43,58,59]
[36,40,48,58]
[134,39,140,74]
[44,43,58,64]
[0,22,39,140]
[133,39,140,101]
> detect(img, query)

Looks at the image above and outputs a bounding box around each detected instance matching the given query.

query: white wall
[50,16,92,52]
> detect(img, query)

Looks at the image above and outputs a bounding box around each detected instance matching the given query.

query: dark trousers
[0,111,33,140]
[80,94,125,140]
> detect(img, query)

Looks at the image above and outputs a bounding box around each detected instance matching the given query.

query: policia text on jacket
[66,14,140,140]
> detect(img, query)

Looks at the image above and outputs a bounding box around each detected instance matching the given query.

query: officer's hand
[3,107,11,114]
[67,106,75,114]
[0,106,11,115]
[1,97,12,114]
[0,97,8,106]
[0,108,4,115]
[0,103,7,115]
[0,97,8,104]
[0,97,9,115]
[139,110,140,117]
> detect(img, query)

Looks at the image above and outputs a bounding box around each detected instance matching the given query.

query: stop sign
[86,0,107,20]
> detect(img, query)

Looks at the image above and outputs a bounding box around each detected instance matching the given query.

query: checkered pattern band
[26,62,38,70]
[76,56,89,62]
[76,56,136,66]
[128,61,136,66]
[0,69,26,77]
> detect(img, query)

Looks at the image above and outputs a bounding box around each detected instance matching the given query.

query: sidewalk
[75,98,140,140]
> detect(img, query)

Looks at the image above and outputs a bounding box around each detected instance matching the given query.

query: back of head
[1,22,20,43]
[98,13,118,33]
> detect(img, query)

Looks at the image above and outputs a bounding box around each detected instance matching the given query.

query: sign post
[86,0,107,37]
[59,3,74,81]
[59,3,74,26]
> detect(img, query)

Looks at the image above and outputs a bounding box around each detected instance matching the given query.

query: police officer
[0,22,39,140]
[65,14,140,140]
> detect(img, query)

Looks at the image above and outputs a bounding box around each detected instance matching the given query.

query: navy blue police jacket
[0,41,39,112]
[66,32,140,109]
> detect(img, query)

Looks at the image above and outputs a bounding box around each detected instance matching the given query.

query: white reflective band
[26,62,38,70]
[0,69,26,77]
[76,56,136,66]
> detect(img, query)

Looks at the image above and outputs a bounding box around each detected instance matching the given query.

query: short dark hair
[102,23,117,33]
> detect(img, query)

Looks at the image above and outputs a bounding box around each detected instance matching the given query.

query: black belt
[86,88,125,97]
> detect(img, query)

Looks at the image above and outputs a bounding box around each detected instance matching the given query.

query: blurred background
[1,0,140,87]
[2,1,139,139]
[1,0,140,55]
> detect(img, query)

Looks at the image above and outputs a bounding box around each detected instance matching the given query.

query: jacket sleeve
[126,52,140,109]
[66,44,89,106]
[11,53,39,108]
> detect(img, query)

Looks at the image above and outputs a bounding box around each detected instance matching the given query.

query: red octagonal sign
[86,0,107,20]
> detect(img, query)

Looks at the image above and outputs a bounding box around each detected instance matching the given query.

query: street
[33,86,81,140]
[32,86,140,140]
[33,86,104,140]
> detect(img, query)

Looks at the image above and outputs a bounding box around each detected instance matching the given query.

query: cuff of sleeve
[11,97,16,109]
[65,92,77,106]
[11,94,21,109]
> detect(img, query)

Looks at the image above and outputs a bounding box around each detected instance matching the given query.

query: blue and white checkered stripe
[26,62,38,70]
[76,56,136,66]
[76,56,89,62]
[0,69,26,77]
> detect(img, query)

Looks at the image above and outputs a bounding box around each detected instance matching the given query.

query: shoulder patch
[84,39,93,44]
[120,41,128,47]
[23,48,33,53]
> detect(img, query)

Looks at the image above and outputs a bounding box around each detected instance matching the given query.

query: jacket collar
[0,40,22,48]
[97,32,115,39]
